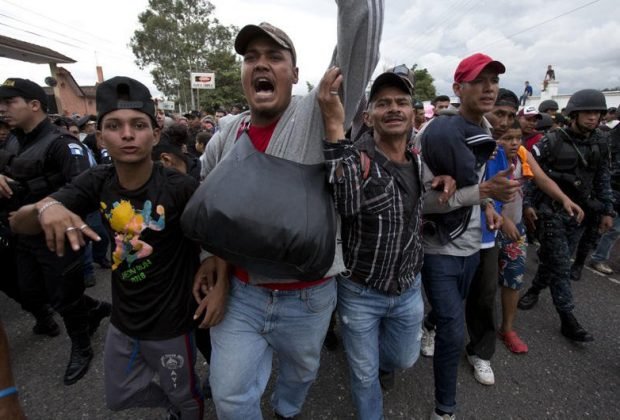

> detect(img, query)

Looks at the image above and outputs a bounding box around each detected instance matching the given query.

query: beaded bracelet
[37,200,63,220]
[0,386,18,399]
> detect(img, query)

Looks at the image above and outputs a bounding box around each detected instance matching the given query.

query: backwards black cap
[96,76,155,127]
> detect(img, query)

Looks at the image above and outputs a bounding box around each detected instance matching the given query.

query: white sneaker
[466,354,495,385]
[430,410,456,420]
[420,327,435,357]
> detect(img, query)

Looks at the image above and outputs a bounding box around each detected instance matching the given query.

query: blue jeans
[209,276,337,419]
[337,275,423,420]
[591,216,620,262]
[422,253,480,414]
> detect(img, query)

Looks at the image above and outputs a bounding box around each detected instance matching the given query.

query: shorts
[498,223,527,290]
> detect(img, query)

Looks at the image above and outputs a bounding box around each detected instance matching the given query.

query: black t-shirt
[392,158,420,220]
[52,163,200,340]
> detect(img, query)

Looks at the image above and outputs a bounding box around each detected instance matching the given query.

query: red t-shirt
[232,119,329,290]
[524,132,543,151]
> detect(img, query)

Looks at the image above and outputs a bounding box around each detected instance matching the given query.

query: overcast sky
[1,0,619,103]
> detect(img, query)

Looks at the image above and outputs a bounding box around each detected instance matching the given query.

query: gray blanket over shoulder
[196,0,384,284]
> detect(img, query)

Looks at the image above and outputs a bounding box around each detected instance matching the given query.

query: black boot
[570,264,584,281]
[64,335,93,385]
[517,288,539,310]
[560,312,594,342]
[33,312,60,337]
[88,301,112,336]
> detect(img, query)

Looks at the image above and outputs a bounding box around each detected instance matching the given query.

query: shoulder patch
[68,143,84,156]
[532,144,541,157]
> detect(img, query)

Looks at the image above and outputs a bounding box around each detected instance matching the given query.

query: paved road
[2,244,619,419]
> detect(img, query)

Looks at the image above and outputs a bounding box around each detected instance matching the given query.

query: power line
[0,12,108,53]
[0,0,119,47]
[474,0,601,50]
[0,21,83,49]
[0,14,137,62]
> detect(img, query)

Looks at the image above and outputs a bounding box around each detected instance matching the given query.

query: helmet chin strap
[573,119,594,137]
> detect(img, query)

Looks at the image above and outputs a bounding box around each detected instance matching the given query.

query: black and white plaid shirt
[324,134,424,295]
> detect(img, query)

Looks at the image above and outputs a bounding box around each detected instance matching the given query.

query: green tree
[130,0,245,113]
[411,65,437,101]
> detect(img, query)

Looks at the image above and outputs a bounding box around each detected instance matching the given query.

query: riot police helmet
[565,89,607,115]
[538,99,559,113]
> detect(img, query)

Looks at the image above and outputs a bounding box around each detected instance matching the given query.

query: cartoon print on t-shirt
[101,199,165,270]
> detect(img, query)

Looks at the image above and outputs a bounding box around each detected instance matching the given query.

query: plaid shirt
[324,134,424,295]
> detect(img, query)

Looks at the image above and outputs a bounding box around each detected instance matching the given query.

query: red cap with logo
[454,53,506,83]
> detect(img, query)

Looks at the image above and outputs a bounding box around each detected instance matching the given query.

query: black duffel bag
[181,131,336,281]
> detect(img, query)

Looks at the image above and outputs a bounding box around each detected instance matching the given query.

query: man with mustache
[318,65,456,420]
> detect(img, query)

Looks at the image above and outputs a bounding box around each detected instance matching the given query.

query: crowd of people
[1,2,619,419]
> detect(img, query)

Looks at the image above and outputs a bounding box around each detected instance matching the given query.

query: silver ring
[329,90,339,95]
[65,226,77,233]
[79,224,88,230]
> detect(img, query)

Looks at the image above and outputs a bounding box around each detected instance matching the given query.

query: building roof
[0,34,76,64]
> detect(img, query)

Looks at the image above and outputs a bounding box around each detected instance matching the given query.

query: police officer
[519,89,614,342]
[538,99,559,117]
[0,78,111,385]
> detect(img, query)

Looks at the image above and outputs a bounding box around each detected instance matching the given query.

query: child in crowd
[497,121,583,354]
[195,131,212,156]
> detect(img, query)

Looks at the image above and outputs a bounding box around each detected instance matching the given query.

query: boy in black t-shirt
[9,76,223,419]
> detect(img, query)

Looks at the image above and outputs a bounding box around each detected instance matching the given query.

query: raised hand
[318,66,345,141]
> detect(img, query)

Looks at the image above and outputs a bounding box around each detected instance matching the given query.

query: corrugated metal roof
[0,34,75,64]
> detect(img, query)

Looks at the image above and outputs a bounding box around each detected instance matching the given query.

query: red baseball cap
[454,53,506,83]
